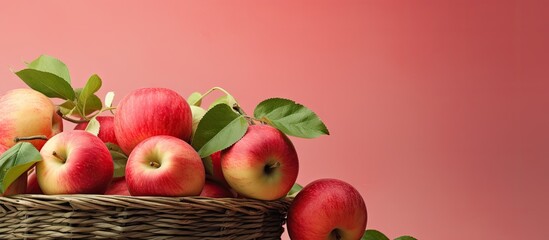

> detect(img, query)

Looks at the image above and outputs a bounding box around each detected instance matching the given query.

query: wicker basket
[0,194,292,239]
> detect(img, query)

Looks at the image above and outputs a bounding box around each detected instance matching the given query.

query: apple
[200,179,234,198]
[105,177,130,195]
[114,88,192,154]
[0,144,27,196]
[26,167,42,194]
[287,179,368,240]
[221,124,299,200]
[125,135,205,197]
[0,88,63,150]
[74,116,117,144]
[202,151,230,187]
[36,130,114,194]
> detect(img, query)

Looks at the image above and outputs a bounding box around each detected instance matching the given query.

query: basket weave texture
[0,194,292,239]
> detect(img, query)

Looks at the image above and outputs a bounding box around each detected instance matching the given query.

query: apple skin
[0,144,27,196]
[105,177,130,196]
[126,135,205,197]
[26,167,42,194]
[0,89,63,150]
[36,130,114,194]
[74,116,118,144]
[114,88,192,155]
[221,125,299,200]
[202,151,230,187]
[200,179,234,198]
[287,179,368,240]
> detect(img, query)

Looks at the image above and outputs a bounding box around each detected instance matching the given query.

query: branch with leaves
[1,55,117,195]
[187,87,330,158]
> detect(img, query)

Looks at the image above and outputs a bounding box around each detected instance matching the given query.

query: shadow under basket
[0,194,292,239]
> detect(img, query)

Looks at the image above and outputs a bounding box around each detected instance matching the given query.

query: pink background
[1,1,548,239]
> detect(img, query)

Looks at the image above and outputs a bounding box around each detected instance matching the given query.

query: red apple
[200,179,234,198]
[0,144,27,196]
[74,116,117,144]
[105,177,130,195]
[26,167,42,194]
[0,89,63,150]
[114,88,192,154]
[287,179,368,240]
[221,125,299,200]
[36,130,114,194]
[125,135,205,197]
[202,151,230,187]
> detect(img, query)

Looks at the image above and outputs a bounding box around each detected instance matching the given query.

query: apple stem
[13,135,49,143]
[331,229,342,240]
[52,151,66,163]
[232,103,247,116]
[266,161,281,173]
[149,162,161,168]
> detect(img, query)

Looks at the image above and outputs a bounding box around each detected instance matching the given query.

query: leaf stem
[74,101,89,121]
[244,116,256,125]
[56,109,88,124]
[89,107,117,118]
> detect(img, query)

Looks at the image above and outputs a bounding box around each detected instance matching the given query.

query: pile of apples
[0,55,374,240]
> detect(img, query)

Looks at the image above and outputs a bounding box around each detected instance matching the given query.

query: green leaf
[191,104,248,158]
[105,91,115,108]
[254,98,329,138]
[85,117,100,136]
[83,94,103,116]
[105,91,116,115]
[362,230,390,240]
[187,92,203,107]
[395,236,417,240]
[15,69,75,100]
[287,183,303,197]
[27,55,71,83]
[106,143,128,178]
[78,75,103,116]
[59,100,77,116]
[209,94,238,110]
[0,142,42,194]
[191,106,207,136]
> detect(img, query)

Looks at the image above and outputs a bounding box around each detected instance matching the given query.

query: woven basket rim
[0,194,293,215]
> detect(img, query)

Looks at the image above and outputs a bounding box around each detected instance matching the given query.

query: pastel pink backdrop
[1,1,548,239]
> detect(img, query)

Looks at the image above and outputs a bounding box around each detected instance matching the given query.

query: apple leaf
[187,92,203,107]
[105,91,116,115]
[83,94,103,116]
[27,54,71,84]
[106,143,128,178]
[0,142,42,194]
[77,74,103,116]
[254,98,329,138]
[287,183,303,197]
[209,94,238,110]
[105,92,115,108]
[85,117,101,136]
[59,100,77,116]
[15,69,76,100]
[395,236,417,240]
[362,230,390,240]
[191,104,248,158]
